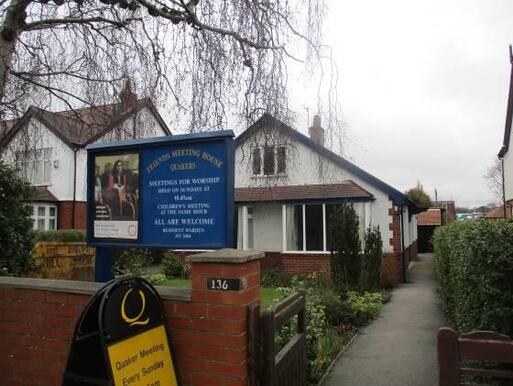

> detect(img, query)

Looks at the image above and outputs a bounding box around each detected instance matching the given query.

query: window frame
[31,203,58,231]
[250,145,287,177]
[15,148,53,186]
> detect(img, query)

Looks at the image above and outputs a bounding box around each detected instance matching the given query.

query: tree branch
[24,16,142,31]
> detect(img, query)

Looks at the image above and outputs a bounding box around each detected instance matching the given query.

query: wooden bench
[438,327,513,385]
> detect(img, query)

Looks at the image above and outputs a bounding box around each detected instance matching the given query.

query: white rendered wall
[235,130,395,252]
[1,117,76,201]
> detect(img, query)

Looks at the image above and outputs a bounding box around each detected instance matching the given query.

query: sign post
[86,131,235,280]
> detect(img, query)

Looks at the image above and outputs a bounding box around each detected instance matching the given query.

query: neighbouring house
[234,113,422,285]
[0,82,170,231]
[499,49,513,210]
[432,200,456,223]
[417,208,444,253]
[483,205,512,219]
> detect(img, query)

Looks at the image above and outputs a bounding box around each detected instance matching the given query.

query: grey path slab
[321,253,444,386]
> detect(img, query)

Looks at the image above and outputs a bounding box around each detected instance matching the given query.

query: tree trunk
[0,0,29,106]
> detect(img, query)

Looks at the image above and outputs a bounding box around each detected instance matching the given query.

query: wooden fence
[261,293,307,386]
[438,327,513,385]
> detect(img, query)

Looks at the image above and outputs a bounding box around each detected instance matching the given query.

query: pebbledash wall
[0,249,262,386]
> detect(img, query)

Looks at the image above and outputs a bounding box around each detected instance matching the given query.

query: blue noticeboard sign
[86,131,234,249]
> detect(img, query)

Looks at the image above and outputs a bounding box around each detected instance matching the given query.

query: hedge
[433,219,513,336]
[35,229,86,242]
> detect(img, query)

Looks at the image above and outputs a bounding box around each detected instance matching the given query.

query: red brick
[205,361,246,377]
[208,305,246,320]
[191,372,225,386]
[46,292,68,304]
[175,302,207,317]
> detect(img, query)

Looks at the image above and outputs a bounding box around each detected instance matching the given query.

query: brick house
[0,82,170,231]
[234,113,422,284]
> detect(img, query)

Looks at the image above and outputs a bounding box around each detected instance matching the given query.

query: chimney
[119,79,137,108]
[308,114,325,147]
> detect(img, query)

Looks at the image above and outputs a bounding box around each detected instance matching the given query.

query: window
[31,204,57,231]
[15,148,52,186]
[284,203,367,252]
[251,146,286,176]
[252,148,261,175]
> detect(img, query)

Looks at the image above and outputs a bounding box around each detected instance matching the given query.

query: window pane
[43,160,51,183]
[49,219,56,230]
[263,147,275,175]
[286,205,303,251]
[306,204,323,251]
[38,207,45,217]
[252,148,261,175]
[277,146,286,174]
[34,160,42,185]
[37,219,45,230]
[49,207,56,217]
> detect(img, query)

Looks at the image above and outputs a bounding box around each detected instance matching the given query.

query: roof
[33,187,59,202]
[235,181,374,203]
[483,205,511,219]
[417,208,443,226]
[236,113,421,211]
[0,98,170,149]
[498,54,513,158]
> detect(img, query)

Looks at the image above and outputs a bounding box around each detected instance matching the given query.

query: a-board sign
[86,131,234,249]
[62,277,180,386]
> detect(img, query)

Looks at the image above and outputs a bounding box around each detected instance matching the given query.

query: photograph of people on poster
[94,153,139,239]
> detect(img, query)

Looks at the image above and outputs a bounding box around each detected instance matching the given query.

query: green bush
[361,226,383,291]
[141,273,167,285]
[0,161,35,276]
[114,248,153,275]
[162,252,184,278]
[35,229,86,242]
[260,269,291,288]
[433,220,513,336]
[345,291,383,326]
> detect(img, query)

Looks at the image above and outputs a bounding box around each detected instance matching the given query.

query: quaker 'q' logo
[120,288,150,327]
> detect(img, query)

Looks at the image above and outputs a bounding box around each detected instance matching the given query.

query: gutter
[400,205,407,283]
[71,148,78,229]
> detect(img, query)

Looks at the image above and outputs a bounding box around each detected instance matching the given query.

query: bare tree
[0,0,340,137]
[484,158,504,205]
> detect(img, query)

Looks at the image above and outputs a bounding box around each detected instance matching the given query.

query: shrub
[162,252,184,278]
[260,269,291,288]
[345,291,383,326]
[114,248,153,275]
[361,226,383,291]
[141,273,167,285]
[433,219,513,336]
[0,161,35,276]
[328,203,361,293]
[35,229,86,242]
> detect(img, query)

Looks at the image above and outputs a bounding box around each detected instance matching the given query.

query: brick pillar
[184,249,263,386]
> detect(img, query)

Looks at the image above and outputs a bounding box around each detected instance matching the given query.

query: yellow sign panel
[107,325,178,386]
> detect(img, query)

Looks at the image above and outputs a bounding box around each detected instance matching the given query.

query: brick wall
[0,250,262,386]
[58,201,86,230]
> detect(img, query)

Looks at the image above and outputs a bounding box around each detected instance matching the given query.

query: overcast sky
[290,0,513,208]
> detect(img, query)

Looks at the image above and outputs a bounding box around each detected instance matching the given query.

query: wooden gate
[260,293,307,386]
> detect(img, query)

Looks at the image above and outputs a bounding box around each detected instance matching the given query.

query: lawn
[161,279,282,309]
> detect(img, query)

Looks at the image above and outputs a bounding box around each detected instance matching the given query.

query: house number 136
[207,277,242,291]
[211,279,228,290]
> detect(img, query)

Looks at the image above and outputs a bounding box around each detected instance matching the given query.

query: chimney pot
[119,79,137,108]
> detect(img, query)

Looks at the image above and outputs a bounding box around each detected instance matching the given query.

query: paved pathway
[321,253,444,386]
